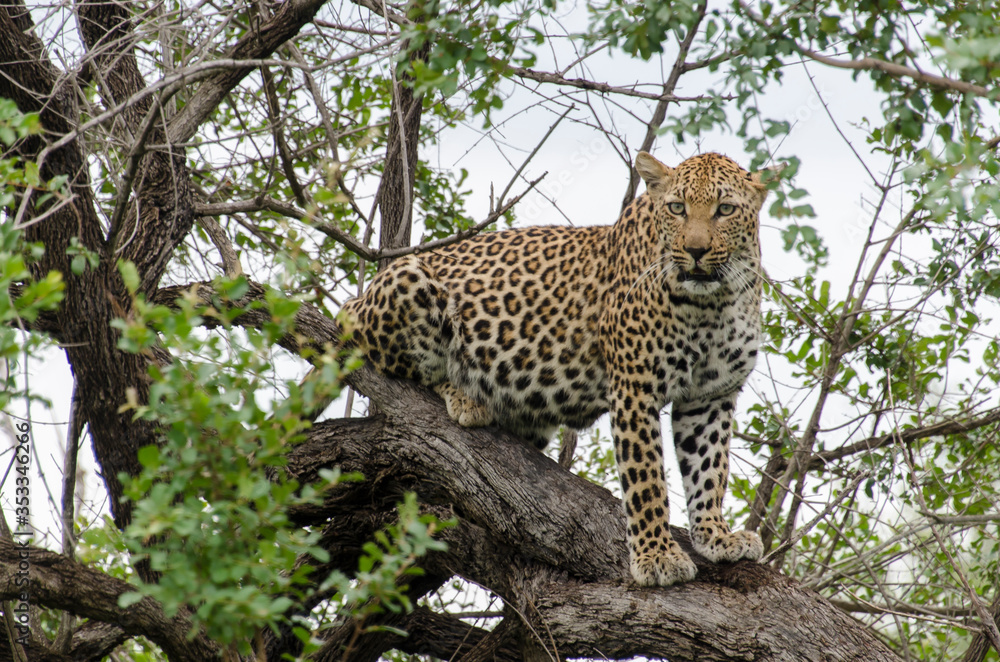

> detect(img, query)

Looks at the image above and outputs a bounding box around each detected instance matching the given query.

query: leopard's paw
[630,545,698,587]
[456,400,493,427]
[693,529,763,564]
[434,383,493,428]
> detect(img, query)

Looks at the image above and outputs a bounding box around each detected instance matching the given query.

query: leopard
[341,150,779,586]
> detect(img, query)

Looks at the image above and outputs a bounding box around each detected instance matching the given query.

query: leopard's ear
[635,151,674,192]
[748,162,786,188]
[747,162,787,208]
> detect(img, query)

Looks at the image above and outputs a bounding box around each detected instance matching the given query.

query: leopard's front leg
[610,382,697,587]
[671,393,763,563]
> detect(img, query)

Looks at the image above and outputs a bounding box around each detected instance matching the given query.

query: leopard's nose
[686,247,708,263]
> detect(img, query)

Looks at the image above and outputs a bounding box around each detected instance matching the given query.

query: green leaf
[118,592,145,609]
[118,260,140,294]
[137,444,161,470]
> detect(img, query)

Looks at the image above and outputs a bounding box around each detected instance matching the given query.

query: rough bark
[309,574,450,662]
[0,0,331,537]
[376,41,427,267]
[961,593,1000,662]
[0,2,153,531]
[0,620,125,662]
[0,539,218,660]
[77,0,198,292]
[147,281,906,662]
[284,369,903,661]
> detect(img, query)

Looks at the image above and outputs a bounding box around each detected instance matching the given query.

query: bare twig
[283,42,371,225]
[763,471,869,566]
[497,105,573,207]
[259,58,309,208]
[507,64,734,103]
[796,48,991,97]
[757,201,920,550]
[780,406,999,476]
[106,88,176,248]
[197,215,244,277]
[196,196,374,258]
[193,173,545,262]
[900,444,1000,653]
[622,0,708,206]
[53,384,83,652]
[738,1,993,98]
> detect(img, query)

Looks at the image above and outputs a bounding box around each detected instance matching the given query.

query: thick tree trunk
[283,368,904,662]
[0,3,154,531]
[0,0,331,537]
[147,282,906,662]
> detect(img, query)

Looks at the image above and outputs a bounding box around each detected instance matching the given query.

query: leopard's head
[636,151,782,295]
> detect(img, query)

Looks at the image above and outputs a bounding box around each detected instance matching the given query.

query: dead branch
[192,173,544,263]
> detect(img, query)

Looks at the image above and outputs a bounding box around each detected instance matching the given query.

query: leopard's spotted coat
[342,151,776,585]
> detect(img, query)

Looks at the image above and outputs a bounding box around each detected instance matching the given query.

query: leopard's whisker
[727,258,764,295]
[626,255,673,300]
[653,261,675,289]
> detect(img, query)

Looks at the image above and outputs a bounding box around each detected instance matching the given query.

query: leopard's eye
[668,202,686,215]
[717,203,736,216]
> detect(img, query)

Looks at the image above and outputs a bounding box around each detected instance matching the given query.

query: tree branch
[310,576,454,662]
[507,64,733,102]
[289,406,902,661]
[796,48,991,97]
[197,215,245,277]
[742,406,1000,476]
[77,0,197,290]
[166,0,332,146]
[0,620,127,662]
[259,57,309,208]
[962,592,1000,662]
[152,279,905,661]
[622,0,708,207]
[737,1,994,98]
[0,540,218,661]
[192,173,544,263]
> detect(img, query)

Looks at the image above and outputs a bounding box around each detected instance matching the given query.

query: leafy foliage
[0,99,64,409]
[109,273,448,651]
[110,276,340,647]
